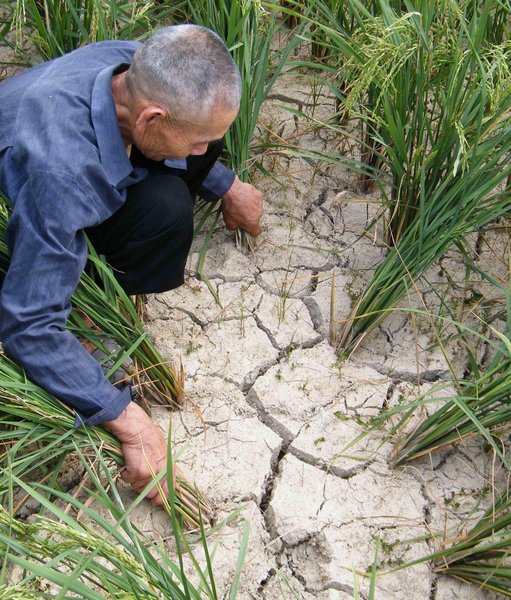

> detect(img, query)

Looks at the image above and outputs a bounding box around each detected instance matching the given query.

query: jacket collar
[91,64,133,187]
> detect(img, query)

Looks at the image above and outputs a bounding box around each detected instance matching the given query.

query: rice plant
[464,0,511,45]
[391,334,511,467]
[316,0,511,352]
[0,348,209,526]
[0,418,245,598]
[4,0,184,63]
[397,486,511,597]
[382,246,511,465]
[278,0,402,62]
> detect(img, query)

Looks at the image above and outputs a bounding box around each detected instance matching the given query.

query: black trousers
[86,140,223,295]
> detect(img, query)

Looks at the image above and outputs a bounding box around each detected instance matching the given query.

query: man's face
[134,106,238,161]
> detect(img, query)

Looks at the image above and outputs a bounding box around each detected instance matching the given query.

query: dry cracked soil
[118,70,508,600]
[1,37,508,600]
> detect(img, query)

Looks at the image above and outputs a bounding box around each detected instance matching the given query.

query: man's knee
[133,175,194,240]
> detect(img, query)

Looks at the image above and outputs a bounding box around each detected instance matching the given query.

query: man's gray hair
[127,24,241,121]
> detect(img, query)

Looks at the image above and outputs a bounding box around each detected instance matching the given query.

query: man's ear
[136,105,167,128]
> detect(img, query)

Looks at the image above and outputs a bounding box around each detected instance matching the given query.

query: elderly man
[0,25,262,504]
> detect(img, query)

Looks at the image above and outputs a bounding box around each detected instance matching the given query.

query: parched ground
[121,71,507,599]
[1,35,507,598]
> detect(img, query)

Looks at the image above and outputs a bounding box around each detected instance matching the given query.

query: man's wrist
[221,175,241,203]
[104,401,161,444]
[103,401,133,438]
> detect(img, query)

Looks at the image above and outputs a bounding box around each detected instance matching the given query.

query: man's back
[0,40,139,108]
[0,41,145,427]
[0,41,147,216]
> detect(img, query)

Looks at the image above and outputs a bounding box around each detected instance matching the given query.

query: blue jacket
[0,41,233,426]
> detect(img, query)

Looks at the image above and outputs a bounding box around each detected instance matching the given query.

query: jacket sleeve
[198,161,236,201]
[0,171,131,427]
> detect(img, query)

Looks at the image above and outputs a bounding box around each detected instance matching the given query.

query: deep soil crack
[428,575,438,600]
[257,568,277,597]
[288,444,374,479]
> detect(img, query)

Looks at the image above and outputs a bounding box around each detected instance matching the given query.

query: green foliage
[392,337,511,466]
[0,424,245,598]
[398,486,511,597]
[3,0,184,62]
[322,0,511,352]
[0,347,209,526]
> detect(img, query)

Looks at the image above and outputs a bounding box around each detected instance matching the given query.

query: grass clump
[397,486,511,597]
[0,348,209,527]
[3,0,183,62]
[298,0,511,353]
[391,335,511,467]
[0,419,245,598]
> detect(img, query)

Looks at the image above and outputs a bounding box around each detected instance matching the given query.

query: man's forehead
[175,104,238,124]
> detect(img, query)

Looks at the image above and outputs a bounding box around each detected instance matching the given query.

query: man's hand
[221,176,263,237]
[104,402,170,506]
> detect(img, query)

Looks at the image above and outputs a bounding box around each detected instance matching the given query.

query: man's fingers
[106,404,175,507]
[150,494,165,507]
[223,215,236,231]
[120,467,135,484]
[221,178,263,237]
[124,474,169,500]
[223,213,263,236]
[246,222,262,237]
[121,465,170,503]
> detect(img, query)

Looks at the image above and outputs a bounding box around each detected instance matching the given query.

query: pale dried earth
[1,36,508,600]
[128,70,508,600]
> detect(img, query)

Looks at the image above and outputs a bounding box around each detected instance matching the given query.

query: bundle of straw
[0,349,210,527]
[0,435,222,599]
